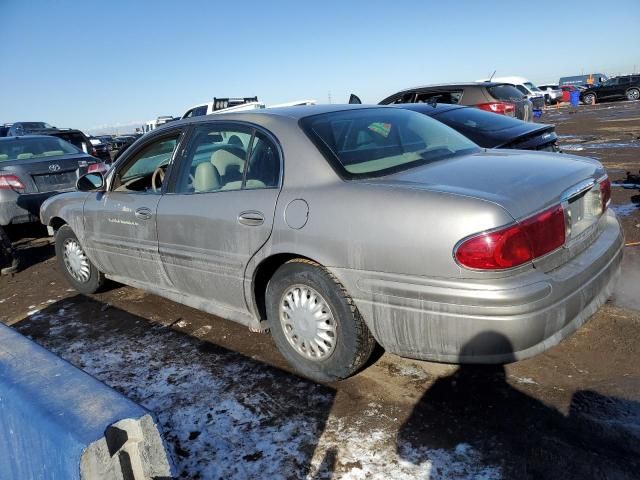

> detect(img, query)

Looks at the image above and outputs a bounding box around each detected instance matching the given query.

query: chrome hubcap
[629,90,639,100]
[280,285,337,360]
[63,239,90,283]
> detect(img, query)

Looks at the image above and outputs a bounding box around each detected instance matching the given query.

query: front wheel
[583,93,596,105]
[627,88,640,101]
[55,225,105,294]
[266,259,376,382]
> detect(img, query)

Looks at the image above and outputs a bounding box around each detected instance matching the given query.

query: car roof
[152,104,398,133]
[391,82,510,94]
[0,135,59,142]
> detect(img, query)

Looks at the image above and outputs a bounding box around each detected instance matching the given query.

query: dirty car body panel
[41,105,623,365]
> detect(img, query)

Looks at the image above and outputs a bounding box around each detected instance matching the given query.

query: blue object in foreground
[570,90,581,106]
[533,109,543,118]
[0,322,174,480]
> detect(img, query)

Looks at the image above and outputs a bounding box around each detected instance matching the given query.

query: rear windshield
[487,84,525,101]
[54,132,91,153]
[301,108,478,178]
[0,137,79,162]
[434,107,525,132]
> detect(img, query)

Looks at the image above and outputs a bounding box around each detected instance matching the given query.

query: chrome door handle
[238,211,264,226]
[134,207,153,220]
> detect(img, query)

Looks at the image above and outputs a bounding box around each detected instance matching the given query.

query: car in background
[88,137,113,163]
[0,135,104,227]
[480,77,546,111]
[581,75,640,104]
[41,105,621,381]
[35,128,94,154]
[396,103,558,151]
[378,82,534,121]
[4,122,55,136]
[559,73,607,88]
[0,125,10,137]
[537,84,563,104]
[181,97,262,119]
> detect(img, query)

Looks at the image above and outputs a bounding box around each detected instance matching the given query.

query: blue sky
[1,0,638,131]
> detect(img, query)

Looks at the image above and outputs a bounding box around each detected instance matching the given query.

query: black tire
[627,88,640,101]
[583,93,596,105]
[55,225,105,294]
[266,259,376,382]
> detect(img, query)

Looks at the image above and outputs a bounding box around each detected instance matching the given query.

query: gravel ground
[1,101,640,479]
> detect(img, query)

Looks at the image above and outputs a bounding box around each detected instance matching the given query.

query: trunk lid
[363,150,607,269]
[0,153,96,193]
[363,149,604,221]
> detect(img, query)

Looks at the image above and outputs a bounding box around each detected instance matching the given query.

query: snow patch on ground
[17,308,502,479]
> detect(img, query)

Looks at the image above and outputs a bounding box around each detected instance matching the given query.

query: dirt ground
[1,102,640,479]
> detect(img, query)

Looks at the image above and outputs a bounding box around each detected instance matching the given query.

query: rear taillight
[455,205,566,270]
[476,102,516,117]
[87,162,107,173]
[0,173,25,191]
[599,177,611,212]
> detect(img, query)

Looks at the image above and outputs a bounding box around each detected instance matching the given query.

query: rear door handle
[238,211,264,226]
[134,207,153,220]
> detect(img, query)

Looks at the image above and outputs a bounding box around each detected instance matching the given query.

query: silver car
[40,105,623,381]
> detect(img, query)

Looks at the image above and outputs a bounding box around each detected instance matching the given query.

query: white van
[181,98,317,119]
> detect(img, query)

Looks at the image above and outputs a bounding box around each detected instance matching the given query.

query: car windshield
[524,82,542,92]
[301,108,479,178]
[0,137,79,161]
[435,107,526,132]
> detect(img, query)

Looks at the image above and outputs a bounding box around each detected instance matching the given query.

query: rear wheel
[266,259,376,382]
[627,88,640,101]
[583,93,596,105]
[55,225,105,294]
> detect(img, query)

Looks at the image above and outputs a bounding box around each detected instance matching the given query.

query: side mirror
[76,172,105,192]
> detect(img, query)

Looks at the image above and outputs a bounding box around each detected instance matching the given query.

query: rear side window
[301,108,478,179]
[487,84,525,100]
[435,107,524,132]
[618,77,630,85]
[415,90,463,104]
[387,92,416,104]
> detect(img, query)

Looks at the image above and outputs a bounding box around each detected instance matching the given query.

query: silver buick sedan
[40,105,623,381]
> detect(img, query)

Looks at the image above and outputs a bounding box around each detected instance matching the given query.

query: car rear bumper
[331,210,623,363]
[0,190,66,225]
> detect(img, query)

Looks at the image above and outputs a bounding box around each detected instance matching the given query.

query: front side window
[618,77,630,85]
[301,108,478,178]
[113,134,180,193]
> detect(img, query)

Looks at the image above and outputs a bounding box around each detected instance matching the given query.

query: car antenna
[488,70,496,82]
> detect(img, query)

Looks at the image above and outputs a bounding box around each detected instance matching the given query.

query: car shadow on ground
[5,224,54,271]
[13,295,338,480]
[396,332,640,480]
